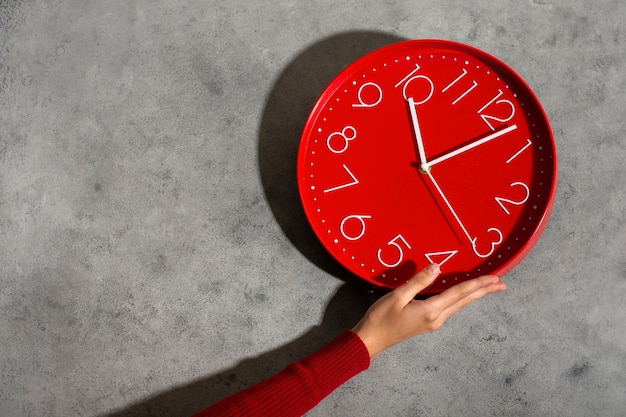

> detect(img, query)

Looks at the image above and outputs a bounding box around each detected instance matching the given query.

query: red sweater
[192,330,371,416]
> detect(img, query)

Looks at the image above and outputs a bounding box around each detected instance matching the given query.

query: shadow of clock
[258,31,406,282]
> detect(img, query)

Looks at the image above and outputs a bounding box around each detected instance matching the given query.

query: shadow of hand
[102,282,375,417]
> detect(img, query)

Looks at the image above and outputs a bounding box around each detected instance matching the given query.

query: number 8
[327,126,357,154]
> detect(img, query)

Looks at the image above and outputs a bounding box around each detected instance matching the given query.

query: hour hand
[407,97,429,171]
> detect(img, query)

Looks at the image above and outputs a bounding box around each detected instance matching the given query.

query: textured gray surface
[1,1,625,416]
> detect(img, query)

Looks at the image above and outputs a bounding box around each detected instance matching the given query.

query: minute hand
[427,124,518,167]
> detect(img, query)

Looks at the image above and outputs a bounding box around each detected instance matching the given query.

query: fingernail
[427,263,440,276]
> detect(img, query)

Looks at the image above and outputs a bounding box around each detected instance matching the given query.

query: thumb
[396,263,441,303]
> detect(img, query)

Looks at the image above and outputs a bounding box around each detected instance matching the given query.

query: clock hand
[425,169,504,258]
[407,97,429,172]
[424,170,473,244]
[427,124,518,167]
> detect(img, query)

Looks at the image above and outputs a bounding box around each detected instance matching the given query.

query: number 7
[323,164,359,193]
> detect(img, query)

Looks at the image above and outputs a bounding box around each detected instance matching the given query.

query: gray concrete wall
[0,1,624,416]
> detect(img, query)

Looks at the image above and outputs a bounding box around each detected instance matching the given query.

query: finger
[395,263,440,303]
[437,280,506,323]
[428,274,502,312]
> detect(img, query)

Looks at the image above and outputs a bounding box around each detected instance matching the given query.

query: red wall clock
[297,40,557,295]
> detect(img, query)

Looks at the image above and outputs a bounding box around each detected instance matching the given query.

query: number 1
[506,138,532,164]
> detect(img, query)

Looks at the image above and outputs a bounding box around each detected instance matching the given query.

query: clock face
[297,40,557,295]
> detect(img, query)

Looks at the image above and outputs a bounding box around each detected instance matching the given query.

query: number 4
[424,250,458,267]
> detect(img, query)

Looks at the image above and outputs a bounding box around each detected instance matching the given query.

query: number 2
[495,182,530,215]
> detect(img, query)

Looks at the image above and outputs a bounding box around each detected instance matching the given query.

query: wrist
[352,321,385,360]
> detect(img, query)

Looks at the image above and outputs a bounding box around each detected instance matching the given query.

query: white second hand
[425,170,472,243]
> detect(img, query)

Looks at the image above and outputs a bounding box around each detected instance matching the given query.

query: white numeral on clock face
[495,182,530,215]
[506,138,532,164]
[424,250,458,267]
[441,68,479,105]
[471,228,503,258]
[323,164,359,193]
[340,215,371,241]
[394,63,434,104]
[326,126,357,154]
[477,89,516,131]
[352,82,382,108]
[394,63,421,88]
[377,234,411,268]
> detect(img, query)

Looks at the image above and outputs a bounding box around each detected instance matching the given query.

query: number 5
[377,234,411,268]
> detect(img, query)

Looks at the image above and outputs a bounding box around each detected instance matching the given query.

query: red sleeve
[192,330,371,417]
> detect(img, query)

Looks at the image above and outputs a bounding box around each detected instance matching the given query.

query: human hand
[352,263,506,359]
